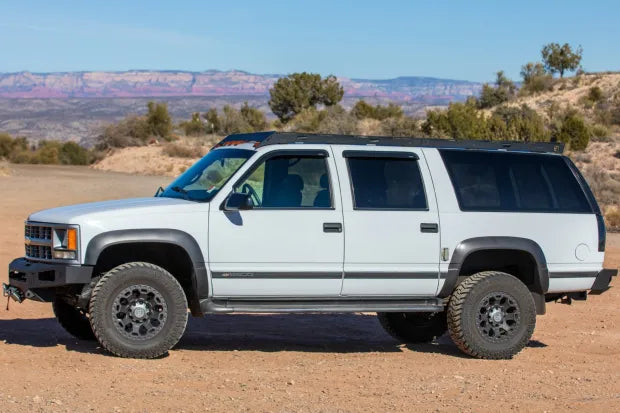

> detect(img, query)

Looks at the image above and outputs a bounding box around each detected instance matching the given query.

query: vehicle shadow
[0,314,546,358]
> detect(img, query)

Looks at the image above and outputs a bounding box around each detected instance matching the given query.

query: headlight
[52,227,78,260]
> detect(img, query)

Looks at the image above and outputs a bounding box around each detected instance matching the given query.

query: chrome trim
[24,221,81,264]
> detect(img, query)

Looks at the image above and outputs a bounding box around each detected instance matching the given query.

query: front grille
[25,223,54,261]
[25,224,52,240]
[25,244,53,260]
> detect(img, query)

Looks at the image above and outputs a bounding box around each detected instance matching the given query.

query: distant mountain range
[0,70,482,102]
[0,70,483,145]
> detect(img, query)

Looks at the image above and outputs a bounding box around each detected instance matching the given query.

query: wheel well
[459,249,538,290]
[93,242,198,312]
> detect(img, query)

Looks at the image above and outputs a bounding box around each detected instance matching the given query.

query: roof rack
[216,132,565,154]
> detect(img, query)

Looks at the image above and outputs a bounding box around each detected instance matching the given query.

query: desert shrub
[9,140,94,165]
[556,114,590,150]
[477,71,517,109]
[203,108,221,133]
[97,115,151,149]
[285,107,325,133]
[493,105,549,142]
[423,101,488,140]
[219,105,253,135]
[146,101,172,139]
[380,116,419,137]
[180,113,206,136]
[0,133,28,158]
[587,86,604,102]
[351,100,403,120]
[240,102,268,131]
[605,207,620,231]
[162,143,204,158]
[520,62,553,94]
[581,166,620,207]
[590,124,609,140]
[316,105,358,135]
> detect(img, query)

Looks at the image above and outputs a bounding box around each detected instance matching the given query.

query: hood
[28,197,195,224]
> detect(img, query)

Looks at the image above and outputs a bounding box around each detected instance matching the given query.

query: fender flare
[84,229,208,315]
[438,236,549,298]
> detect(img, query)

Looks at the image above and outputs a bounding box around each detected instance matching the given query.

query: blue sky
[1,1,618,82]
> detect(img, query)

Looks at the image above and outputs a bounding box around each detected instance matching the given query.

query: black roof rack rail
[214,132,564,154]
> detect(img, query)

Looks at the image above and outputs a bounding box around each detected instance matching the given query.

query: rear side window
[440,150,591,213]
[346,155,427,210]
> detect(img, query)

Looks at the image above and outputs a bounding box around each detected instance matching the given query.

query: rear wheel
[89,262,188,359]
[377,311,447,343]
[52,297,95,340]
[447,271,536,359]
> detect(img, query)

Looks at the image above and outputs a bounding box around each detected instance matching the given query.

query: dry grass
[0,161,11,177]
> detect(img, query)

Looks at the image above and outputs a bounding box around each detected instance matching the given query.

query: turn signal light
[67,228,77,251]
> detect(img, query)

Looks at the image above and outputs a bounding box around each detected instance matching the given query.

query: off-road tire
[377,311,447,343]
[52,297,96,340]
[447,271,536,359]
[89,262,188,359]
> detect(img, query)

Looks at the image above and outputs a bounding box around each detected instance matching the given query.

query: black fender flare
[85,229,208,315]
[438,236,549,298]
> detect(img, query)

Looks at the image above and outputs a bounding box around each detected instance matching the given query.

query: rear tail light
[597,214,606,252]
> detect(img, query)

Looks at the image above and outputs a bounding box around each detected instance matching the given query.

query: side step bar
[200,298,444,314]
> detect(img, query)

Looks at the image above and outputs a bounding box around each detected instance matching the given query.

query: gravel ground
[0,164,618,412]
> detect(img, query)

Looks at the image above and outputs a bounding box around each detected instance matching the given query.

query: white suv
[6,132,616,359]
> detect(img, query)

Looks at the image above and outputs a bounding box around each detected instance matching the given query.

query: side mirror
[224,192,253,211]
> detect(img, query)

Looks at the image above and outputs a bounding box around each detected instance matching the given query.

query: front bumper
[590,268,617,295]
[5,257,93,302]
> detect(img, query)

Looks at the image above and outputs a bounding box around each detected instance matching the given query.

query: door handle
[420,223,439,233]
[323,223,342,233]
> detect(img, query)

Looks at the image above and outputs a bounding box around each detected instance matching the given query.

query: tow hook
[2,283,24,309]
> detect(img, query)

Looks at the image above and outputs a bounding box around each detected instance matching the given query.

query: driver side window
[236,153,332,209]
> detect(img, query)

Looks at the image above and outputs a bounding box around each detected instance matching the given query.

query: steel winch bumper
[5,257,93,302]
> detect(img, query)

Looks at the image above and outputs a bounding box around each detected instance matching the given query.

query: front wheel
[447,271,536,359]
[89,262,188,359]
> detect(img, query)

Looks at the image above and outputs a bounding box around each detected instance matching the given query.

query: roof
[213,131,564,154]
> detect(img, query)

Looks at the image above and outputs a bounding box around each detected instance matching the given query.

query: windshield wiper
[169,186,191,200]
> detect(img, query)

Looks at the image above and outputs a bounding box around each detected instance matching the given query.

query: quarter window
[440,150,591,213]
[235,154,332,208]
[346,156,427,209]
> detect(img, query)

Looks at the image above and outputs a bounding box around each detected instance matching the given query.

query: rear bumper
[590,268,617,295]
[6,257,92,301]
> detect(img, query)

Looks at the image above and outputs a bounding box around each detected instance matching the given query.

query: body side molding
[85,229,208,316]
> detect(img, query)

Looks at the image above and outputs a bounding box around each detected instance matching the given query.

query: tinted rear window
[440,150,592,213]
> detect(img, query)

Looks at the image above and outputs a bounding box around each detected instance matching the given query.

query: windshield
[159,148,255,202]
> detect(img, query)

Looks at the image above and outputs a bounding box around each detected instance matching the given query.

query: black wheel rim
[476,292,521,343]
[112,284,168,341]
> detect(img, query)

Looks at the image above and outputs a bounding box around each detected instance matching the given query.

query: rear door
[333,147,441,296]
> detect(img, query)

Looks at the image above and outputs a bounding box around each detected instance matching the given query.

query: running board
[200,298,444,314]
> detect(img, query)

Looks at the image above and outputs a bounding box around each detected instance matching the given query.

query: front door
[333,147,441,296]
[208,147,344,297]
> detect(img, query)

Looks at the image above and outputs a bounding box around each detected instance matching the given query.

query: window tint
[347,157,427,209]
[440,150,591,213]
[236,154,331,208]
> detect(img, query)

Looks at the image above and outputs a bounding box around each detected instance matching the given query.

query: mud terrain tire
[447,271,536,359]
[89,262,188,359]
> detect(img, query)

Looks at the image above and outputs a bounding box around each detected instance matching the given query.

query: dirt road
[0,165,618,412]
